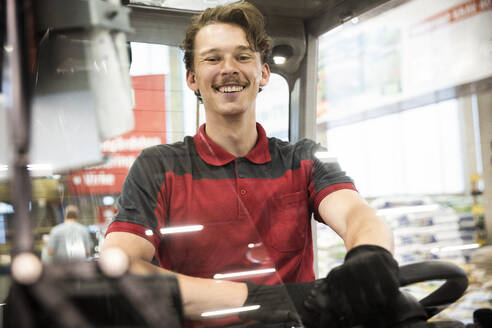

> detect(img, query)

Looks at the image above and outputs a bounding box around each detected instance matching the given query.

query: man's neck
[204,117,258,158]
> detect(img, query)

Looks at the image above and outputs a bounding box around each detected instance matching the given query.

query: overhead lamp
[272,44,293,65]
[103,195,115,206]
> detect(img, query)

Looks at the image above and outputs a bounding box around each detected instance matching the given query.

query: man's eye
[205,57,219,62]
[238,55,251,61]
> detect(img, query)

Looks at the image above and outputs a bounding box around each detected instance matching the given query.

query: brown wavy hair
[181,1,272,72]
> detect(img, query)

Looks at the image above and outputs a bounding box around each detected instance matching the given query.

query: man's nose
[220,56,239,75]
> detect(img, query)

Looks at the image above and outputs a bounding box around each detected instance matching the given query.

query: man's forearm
[103,232,249,319]
[318,190,394,253]
[129,258,248,319]
[344,204,394,253]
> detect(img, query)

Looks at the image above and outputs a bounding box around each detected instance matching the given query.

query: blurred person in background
[47,205,92,261]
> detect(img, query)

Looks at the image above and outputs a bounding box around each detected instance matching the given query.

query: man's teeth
[218,85,244,93]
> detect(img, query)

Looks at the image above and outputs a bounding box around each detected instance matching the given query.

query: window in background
[315,0,491,277]
[316,0,491,197]
[257,73,290,140]
[325,99,464,197]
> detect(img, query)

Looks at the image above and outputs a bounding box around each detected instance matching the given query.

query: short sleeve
[299,140,357,221]
[106,147,167,248]
[47,230,56,249]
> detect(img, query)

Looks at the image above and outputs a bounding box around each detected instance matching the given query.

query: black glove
[240,280,323,327]
[306,245,400,327]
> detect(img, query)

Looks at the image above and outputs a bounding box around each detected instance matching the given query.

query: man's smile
[216,85,245,93]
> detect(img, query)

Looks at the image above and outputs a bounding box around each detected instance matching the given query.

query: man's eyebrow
[236,45,254,52]
[198,45,254,57]
[198,48,220,57]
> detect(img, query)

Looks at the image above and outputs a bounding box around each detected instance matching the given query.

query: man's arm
[102,232,248,319]
[310,188,400,325]
[83,229,92,257]
[47,232,55,256]
[317,189,394,252]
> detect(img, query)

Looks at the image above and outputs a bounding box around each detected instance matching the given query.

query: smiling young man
[102,2,399,326]
[186,21,269,159]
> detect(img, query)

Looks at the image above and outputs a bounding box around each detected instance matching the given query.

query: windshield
[0,0,490,327]
[1,36,301,327]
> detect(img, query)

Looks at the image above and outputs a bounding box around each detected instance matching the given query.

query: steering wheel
[240,260,469,328]
[395,260,469,322]
[315,260,469,328]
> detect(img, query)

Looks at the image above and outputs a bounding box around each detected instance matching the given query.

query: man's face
[186,23,270,118]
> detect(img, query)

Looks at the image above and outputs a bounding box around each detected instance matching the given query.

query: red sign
[410,0,492,37]
[68,75,166,195]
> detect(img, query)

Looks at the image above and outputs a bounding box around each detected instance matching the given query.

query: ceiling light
[271,45,293,66]
[273,56,286,65]
[27,163,53,171]
[103,196,115,206]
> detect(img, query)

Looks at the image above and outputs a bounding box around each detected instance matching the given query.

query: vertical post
[305,33,320,278]
[288,33,318,143]
[476,90,492,244]
[289,32,320,276]
[4,0,35,255]
[168,46,185,143]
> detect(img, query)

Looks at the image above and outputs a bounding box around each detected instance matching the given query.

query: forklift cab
[1,0,491,327]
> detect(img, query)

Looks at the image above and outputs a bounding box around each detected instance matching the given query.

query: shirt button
[240,189,247,196]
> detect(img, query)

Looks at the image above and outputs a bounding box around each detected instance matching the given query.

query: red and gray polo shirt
[107,123,356,284]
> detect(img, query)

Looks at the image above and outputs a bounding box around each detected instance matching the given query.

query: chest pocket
[266,191,309,252]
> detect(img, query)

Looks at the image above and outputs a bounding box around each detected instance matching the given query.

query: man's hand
[240,280,322,327]
[307,245,400,327]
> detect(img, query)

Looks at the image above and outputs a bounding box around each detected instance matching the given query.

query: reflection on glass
[159,225,204,235]
[213,268,276,280]
[376,204,441,216]
[201,305,260,318]
[430,243,480,254]
[27,163,52,171]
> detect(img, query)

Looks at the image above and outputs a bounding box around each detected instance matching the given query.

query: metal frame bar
[5,0,34,256]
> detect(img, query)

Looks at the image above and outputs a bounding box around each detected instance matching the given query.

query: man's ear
[259,63,271,87]
[186,70,199,92]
